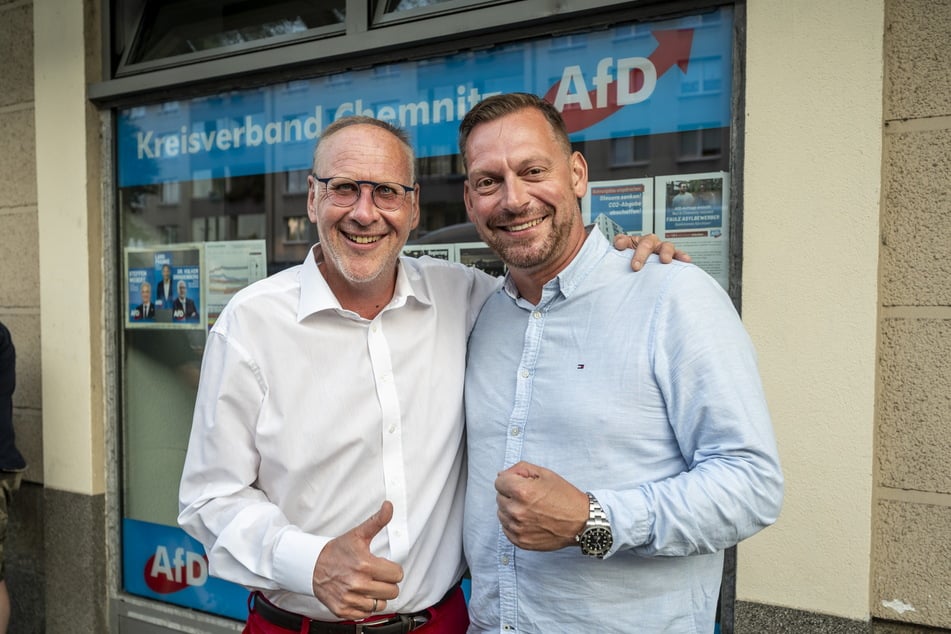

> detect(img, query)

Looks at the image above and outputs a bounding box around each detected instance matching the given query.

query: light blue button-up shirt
[464,229,783,633]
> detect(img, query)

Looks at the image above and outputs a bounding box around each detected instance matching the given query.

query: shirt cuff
[272,529,331,597]
[593,487,652,556]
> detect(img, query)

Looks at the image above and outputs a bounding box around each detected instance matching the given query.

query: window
[114,5,737,621]
[160,181,181,205]
[159,224,179,242]
[679,128,723,161]
[373,0,505,25]
[285,169,309,195]
[610,135,651,167]
[118,0,345,72]
[680,57,724,96]
[285,216,311,243]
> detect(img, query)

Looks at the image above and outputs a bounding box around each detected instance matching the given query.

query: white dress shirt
[179,245,500,620]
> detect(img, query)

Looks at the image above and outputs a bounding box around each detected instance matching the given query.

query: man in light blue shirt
[460,93,783,633]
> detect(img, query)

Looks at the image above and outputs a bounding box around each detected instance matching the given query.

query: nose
[501,177,530,212]
[349,183,380,224]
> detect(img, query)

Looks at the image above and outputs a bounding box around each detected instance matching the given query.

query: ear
[570,151,588,200]
[463,181,476,223]
[409,183,421,231]
[306,174,319,223]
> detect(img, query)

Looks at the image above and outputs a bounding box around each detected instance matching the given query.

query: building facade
[0,0,949,632]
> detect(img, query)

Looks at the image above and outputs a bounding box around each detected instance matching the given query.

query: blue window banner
[122,517,473,622]
[122,518,250,621]
[117,7,732,188]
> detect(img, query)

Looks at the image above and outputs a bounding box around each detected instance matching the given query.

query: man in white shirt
[178,115,678,634]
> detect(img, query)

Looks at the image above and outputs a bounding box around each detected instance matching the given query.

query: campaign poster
[457,242,506,278]
[582,178,654,242]
[204,240,268,329]
[402,244,455,261]
[125,246,204,329]
[654,172,730,289]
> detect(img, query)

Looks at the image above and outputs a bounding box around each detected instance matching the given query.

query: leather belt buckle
[401,612,430,631]
[352,612,429,633]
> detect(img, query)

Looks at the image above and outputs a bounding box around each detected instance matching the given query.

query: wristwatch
[576,492,613,558]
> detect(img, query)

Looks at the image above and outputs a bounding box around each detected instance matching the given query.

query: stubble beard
[324,235,395,287]
[480,208,570,270]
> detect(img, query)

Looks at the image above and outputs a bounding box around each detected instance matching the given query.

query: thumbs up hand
[311,501,404,619]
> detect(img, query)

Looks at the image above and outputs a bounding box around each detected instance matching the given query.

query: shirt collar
[502,226,609,306]
[297,245,432,322]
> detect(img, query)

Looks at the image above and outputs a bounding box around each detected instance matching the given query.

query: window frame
[93,0,725,106]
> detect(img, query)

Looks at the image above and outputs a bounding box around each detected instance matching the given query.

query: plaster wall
[34,0,104,495]
[741,0,883,621]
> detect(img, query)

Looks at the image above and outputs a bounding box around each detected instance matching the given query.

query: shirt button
[503,626,513,631]
[388,425,396,434]
[532,311,541,319]
[520,369,529,378]
[510,426,520,437]
[500,555,510,565]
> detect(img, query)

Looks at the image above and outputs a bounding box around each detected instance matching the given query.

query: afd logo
[144,545,209,594]
[544,28,695,133]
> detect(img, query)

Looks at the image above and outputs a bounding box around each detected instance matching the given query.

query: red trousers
[244,587,469,634]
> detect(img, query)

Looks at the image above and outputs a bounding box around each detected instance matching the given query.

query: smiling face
[307,123,419,302]
[462,107,588,289]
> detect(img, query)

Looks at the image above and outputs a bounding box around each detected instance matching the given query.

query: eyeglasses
[313,175,414,211]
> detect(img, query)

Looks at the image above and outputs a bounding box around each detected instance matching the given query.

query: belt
[251,592,430,634]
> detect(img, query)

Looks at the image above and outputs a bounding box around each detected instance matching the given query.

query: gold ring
[371,598,378,612]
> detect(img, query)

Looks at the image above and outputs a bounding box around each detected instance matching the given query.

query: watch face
[580,527,613,556]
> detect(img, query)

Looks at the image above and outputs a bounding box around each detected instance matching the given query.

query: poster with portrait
[125,245,204,329]
[655,172,730,290]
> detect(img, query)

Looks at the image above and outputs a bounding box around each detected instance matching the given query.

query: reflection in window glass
[285,216,311,242]
[160,181,181,205]
[237,214,267,240]
[550,34,588,51]
[681,58,724,95]
[191,171,216,199]
[160,225,179,243]
[128,0,346,65]
[679,128,723,160]
[286,170,309,194]
[610,135,651,166]
[386,0,457,11]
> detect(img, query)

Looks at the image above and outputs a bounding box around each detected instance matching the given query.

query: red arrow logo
[543,28,695,133]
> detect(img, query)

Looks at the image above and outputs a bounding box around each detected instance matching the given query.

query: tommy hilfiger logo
[577,364,585,369]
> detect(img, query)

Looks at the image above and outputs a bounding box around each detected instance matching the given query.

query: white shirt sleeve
[178,329,327,596]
